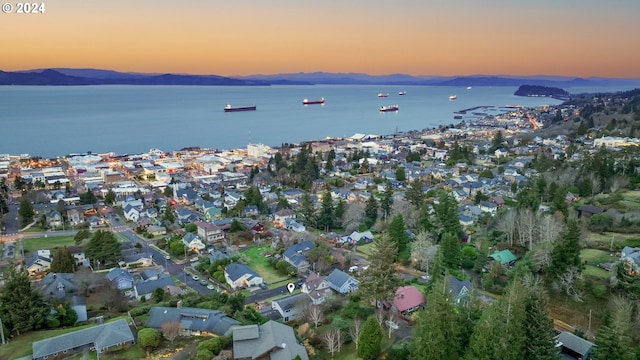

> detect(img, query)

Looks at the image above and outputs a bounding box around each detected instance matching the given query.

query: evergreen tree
[434,191,462,240]
[387,214,409,255]
[51,246,75,273]
[591,297,635,360]
[0,267,49,335]
[395,167,406,181]
[358,235,400,305]
[317,191,335,231]
[358,316,383,360]
[74,229,92,245]
[439,232,461,270]
[524,291,561,360]
[380,181,393,220]
[325,149,336,171]
[18,196,35,228]
[549,219,582,275]
[465,279,527,360]
[410,277,463,360]
[84,230,122,265]
[334,198,346,226]
[104,189,116,205]
[364,195,378,228]
[404,178,425,208]
[300,192,316,227]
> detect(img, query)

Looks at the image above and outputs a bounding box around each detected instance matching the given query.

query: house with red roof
[392,286,425,315]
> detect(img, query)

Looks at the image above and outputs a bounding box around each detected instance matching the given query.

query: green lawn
[243,245,291,284]
[22,235,75,252]
[355,243,376,259]
[580,248,610,264]
[584,265,610,279]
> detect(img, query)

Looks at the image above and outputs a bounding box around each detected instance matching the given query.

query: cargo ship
[379,105,399,112]
[302,98,325,105]
[378,93,389,98]
[224,104,257,112]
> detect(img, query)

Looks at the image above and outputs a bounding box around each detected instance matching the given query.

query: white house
[182,232,206,252]
[325,269,359,294]
[224,263,263,289]
[271,293,309,322]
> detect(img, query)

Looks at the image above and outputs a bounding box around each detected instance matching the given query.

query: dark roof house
[146,306,240,337]
[32,318,134,360]
[232,320,309,360]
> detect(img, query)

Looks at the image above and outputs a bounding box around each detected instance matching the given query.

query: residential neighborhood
[1,88,640,359]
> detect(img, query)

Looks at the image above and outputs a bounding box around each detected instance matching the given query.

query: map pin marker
[287,283,295,294]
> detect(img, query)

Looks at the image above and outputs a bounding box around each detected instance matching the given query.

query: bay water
[0,84,632,158]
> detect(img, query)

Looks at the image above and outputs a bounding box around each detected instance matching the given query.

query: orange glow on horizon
[2,1,640,78]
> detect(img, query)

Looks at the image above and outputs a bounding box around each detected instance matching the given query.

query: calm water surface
[0,84,630,157]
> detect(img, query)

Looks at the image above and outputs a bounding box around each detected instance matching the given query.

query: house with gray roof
[556,331,595,360]
[224,263,263,289]
[133,274,175,300]
[32,318,134,360]
[38,273,79,299]
[232,320,308,360]
[271,293,309,322]
[301,272,331,305]
[105,268,134,290]
[326,268,359,294]
[146,306,239,337]
[621,246,640,275]
[283,240,315,272]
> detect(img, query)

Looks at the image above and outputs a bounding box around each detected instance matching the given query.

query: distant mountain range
[1,68,639,88]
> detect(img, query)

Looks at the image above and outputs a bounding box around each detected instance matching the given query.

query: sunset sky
[2,0,639,77]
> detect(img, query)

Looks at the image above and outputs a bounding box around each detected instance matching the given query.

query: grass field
[243,245,291,284]
[356,243,376,259]
[22,235,75,252]
[584,265,610,279]
[580,248,611,264]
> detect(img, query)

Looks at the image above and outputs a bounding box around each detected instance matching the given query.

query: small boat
[379,105,399,112]
[224,104,256,112]
[302,98,325,105]
[466,86,472,90]
[378,93,389,98]
[398,91,407,96]
[449,95,457,101]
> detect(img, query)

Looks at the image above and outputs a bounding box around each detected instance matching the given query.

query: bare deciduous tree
[557,266,583,302]
[386,313,397,339]
[374,309,386,327]
[349,319,363,350]
[609,175,629,193]
[410,231,438,273]
[161,321,181,343]
[538,214,564,244]
[323,328,342,358]
[306,304,324,328]
[496,209,517,246]
[342,202,365,233]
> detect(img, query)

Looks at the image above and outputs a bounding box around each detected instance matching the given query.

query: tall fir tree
[317,191,335,231]
[434,191,462,240]
[465,279,527,360]
[364,194,378,228]
[387,214,409,255]
[550,218,582,275]
[358,235,400,305]
[404,178,425,208]
[523,290,561,360]
[84,230,122,265]
[50,246,75,273]
[358,316,383,360]
[380,181,394,220]
[439,232,461,270]
[300,192,316,227]
[591,297,635,360]
[0,267,49,335]
[410,277,464,360]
